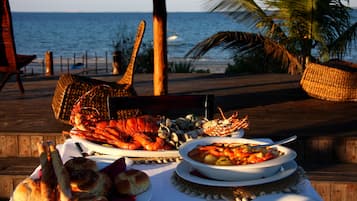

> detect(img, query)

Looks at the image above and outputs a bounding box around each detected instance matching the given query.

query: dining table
[18,138,323,201]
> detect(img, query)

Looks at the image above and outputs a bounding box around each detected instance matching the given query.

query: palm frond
[185,31,302,74]
[263,39,303,74]
[206,0,287,40]
[328,22,357,58]
[185,31,265,59]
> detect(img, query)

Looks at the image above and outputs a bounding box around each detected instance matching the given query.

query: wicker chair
[0,0,36,93]
[300,61,357,101]
[51,20,146,124]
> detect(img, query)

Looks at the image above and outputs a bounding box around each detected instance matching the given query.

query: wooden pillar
[45,51,53,76]
[112,50,122,75]
[153,0,168,95]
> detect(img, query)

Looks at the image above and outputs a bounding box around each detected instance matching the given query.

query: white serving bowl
[179,137,297,181]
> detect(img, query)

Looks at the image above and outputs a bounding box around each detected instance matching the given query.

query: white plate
[86,155,134,169]
[175,160,297,187]
[253,193,317,201]
[71,135,180,158]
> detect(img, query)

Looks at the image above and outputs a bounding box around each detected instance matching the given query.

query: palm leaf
[206,0,287,39]
[328,22,357,58]
[185,31,264,59]
[185,31,302,74]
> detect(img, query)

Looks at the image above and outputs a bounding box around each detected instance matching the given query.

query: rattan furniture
[51,20,146,124]
[0,0,36,93]
[300,61,357,101]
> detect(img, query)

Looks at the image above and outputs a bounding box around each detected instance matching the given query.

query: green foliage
[226,50,287,74]
[168,61,194,73]
[135,43,154,73]
[112,25,154,74]
[112,25,134,70]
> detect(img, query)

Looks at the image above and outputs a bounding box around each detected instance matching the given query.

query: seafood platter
[68,101,249,157]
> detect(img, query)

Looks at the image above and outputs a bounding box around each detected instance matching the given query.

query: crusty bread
[12,178,42,201]
[65,157,112,197]
[65,157,98,172]
[69,170,112,196]
[114,169,150,196]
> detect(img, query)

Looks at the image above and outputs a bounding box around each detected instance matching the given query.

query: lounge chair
[0,0,36,93]
[52,20,146,124]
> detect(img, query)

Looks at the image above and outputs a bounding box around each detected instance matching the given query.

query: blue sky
[9,0,357,12]
[9,0,210,12]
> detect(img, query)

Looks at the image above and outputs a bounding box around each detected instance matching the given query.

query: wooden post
[153,0,168,95]
[112,50,122,75]
[45,51,53,76]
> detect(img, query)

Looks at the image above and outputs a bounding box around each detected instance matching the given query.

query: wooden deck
[1,73,357,200]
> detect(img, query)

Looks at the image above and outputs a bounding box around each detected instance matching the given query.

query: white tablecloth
[27,139,323,201]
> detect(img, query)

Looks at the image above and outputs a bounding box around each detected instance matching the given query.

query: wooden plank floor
[1,73,356,138]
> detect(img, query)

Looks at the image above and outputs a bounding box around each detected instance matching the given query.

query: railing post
[60,56,63,72]
[95,52,98,74]
[85,51,88,74]
[105,51,108,73]
[67,58,70,73]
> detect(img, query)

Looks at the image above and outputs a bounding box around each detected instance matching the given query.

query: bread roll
[114,169,150,196]
[65,157,98,172]
[69,169,112,196]
[12,178,42,201]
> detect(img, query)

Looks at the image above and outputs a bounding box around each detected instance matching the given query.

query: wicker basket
[300,61,357,101]
[51,74,138,124]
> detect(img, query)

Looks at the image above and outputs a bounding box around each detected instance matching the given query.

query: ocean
[11,11,357,63]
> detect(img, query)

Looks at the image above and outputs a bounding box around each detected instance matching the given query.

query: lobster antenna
[217,107,227,120]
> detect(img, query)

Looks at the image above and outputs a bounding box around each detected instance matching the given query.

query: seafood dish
[187,142,282,166]
[68,93,249,152]
[179,137,297,181]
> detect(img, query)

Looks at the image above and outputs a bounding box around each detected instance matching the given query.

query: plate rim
[71,135,180,158]
[175,160,298,187]
[252,193,317,201]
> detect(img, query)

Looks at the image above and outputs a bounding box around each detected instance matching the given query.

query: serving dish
[176,160,297,187]
[179,137,297,181]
